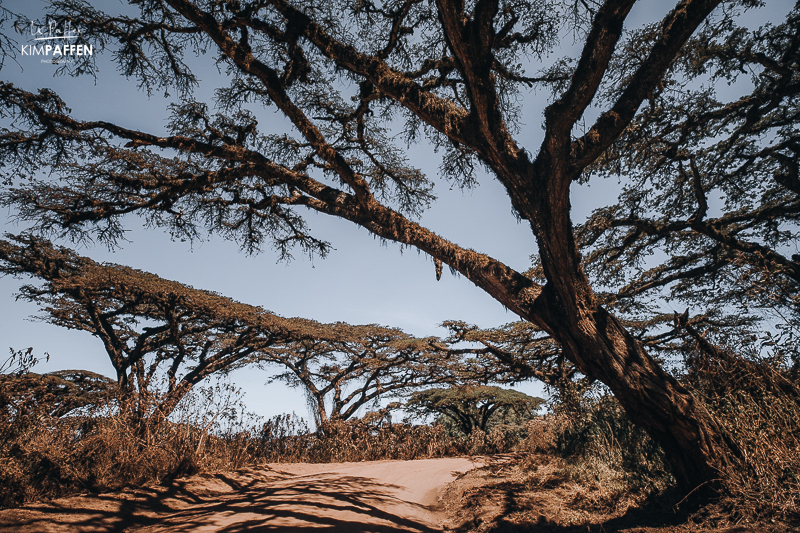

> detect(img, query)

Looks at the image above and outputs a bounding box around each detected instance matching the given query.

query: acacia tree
[1,348,117,419]
[0,234,456,423]
[0,0,789,496]
[262,331,458,427]
[406,385,544,435]
[0,233,293,421]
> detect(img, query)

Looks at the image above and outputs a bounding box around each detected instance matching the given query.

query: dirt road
[0,457,479,532]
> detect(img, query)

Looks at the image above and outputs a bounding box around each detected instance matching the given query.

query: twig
[675,479,720,509]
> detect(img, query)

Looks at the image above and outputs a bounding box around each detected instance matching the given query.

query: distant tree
[0,367,116,420]
[263,332,458,427]
[1,348,116,421]
[406,385,544,435]
[0,235,458,423]
[1,0,795,497]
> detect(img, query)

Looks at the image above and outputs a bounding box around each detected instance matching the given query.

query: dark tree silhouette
[0,0,794,497]
[0,235,458,423]
[576,6,800,370]
[406,385,544,435]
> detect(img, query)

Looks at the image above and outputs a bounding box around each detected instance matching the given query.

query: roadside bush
[554,395,671,483]
[0,353,261,509]
[2,366,512,510]
[520,348,800,526]
[685,349,800,524]
[524,393,673,503]
[519,415,562,453]
[248,409,539,463]
[249,415,463,463]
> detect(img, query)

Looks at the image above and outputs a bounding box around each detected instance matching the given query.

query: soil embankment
[0,457,479,532]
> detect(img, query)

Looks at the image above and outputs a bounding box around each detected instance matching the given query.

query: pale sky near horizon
[1,0,792,422]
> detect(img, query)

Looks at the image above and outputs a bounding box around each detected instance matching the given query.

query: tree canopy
[0,234,459,422]
[0,0,797,499]
[0,348,117,419]
[577,5,800,367]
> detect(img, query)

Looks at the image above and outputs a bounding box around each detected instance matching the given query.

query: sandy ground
[0,457,479,532]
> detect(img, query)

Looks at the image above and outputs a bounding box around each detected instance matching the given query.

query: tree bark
[533,289,738,498]
[520,156,740,497]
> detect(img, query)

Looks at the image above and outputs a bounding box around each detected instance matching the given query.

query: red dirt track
[0,457,479,532]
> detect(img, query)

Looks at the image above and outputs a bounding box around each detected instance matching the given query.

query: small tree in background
[406,385,544,436]
[264,333,459,427]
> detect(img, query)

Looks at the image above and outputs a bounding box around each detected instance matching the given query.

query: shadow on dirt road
[0,458,478,532]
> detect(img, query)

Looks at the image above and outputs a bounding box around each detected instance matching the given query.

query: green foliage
[406,385,544,436]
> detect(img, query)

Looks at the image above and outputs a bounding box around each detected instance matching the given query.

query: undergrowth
[0,352,259,508]
[514,398,674,518]
[3,345,798,530]
[0,351,528,509]
[686,349,800,525]
[509,348,800,528]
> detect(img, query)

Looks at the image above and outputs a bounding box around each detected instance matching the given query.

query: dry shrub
[314,418,458,462]
[0,407,265,509]
[525,398,672,515]
[516,350,800,525]
[717,390,800,521]
[548,395,672,493]
[464,428,487,455]
[519,415,564,453]
[249,412,538,464]
[686,349,800,524]
[2,366,508,511]
[487,423,529,452]
[250,412,311,462]
[0,359,263,509]
[249,416,463,463]
[461,424,526,455]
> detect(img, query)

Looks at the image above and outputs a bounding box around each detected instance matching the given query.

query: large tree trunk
[524,170,741,498]
[533,289,739,498]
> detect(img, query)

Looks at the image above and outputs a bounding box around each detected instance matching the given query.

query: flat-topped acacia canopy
[0,235,458,423]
